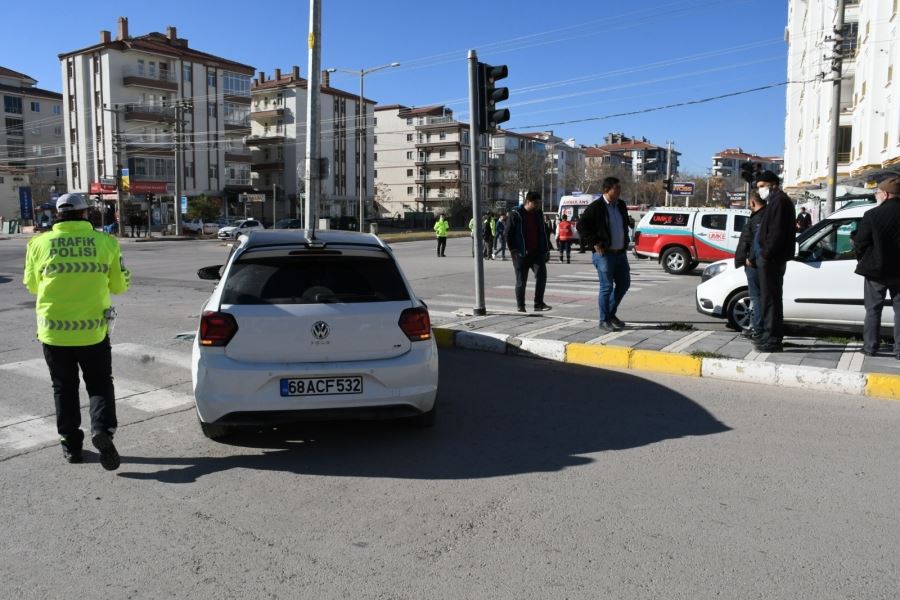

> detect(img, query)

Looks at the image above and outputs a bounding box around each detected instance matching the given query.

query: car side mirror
[197,265,223,280]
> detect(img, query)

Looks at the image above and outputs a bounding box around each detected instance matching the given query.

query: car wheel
[199,418,235,441]
[405,403,436,428]
[688,260,700,272]
[662,247,692,274]
[725,290,752,331]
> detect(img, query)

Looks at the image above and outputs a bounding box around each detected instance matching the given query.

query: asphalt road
[2,237,897,598]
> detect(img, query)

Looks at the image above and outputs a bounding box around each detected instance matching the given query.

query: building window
[185,163,194,178]
[406,169,413,177]
[373,135,377,144]
[373,153,377,161]
[406,134,413,141]
[4,96,23,114]
[209,165,217,179]
[208,104,217,117]
[223,72,251,96]
[439,131,446,140]
[52,105,61,115]
[406,151,413,160]
[31,122,40,134]
[30,101,40,112]
[406,118,412,125]
[407,186,413,195]
[207,71,217,87]
[439,150,446,158]
[56,167,63,177]
[183,64,192,82]
[137,59,145,75]
[373,170,378,178]
[5,117,23,136]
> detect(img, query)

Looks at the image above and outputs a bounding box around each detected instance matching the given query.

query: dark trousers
[558,240,572,261]
[42,337,117,447]
[483,235,493,258]
[757,257,787,344]
[436,237,447,256]
[513,252,547,309]
[745,265,762,332]
[863,279,900,354]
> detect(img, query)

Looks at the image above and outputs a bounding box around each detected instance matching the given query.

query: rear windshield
[221,253,411,304]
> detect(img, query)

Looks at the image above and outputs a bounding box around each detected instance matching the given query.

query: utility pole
[111,106,124,238]
[664,140,674,206]
[173,102,186,236]
[358,73,365,232]
[304,0,322,232]
[825,0,845,217]
[468,49,486,316]
[272,183,277,226]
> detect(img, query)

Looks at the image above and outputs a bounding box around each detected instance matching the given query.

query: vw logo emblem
[311,321,330,340]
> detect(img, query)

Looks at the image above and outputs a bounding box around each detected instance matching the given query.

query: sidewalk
[431,311,900,401]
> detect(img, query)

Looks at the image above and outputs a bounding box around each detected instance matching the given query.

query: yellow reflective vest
[23,220,131,346]
[433,219,450,237]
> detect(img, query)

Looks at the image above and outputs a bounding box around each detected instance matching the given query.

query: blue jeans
[592,251,630,322]
[745,265,762,332]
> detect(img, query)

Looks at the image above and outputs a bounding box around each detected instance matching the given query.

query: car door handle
[696,232,706,236]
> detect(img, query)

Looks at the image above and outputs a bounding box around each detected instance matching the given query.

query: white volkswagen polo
[192,229,438,439]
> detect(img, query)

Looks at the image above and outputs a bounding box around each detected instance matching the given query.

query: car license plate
[280,376,363,397]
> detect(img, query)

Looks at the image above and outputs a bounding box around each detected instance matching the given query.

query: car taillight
[399,307,431,341]
[199,311,238,346]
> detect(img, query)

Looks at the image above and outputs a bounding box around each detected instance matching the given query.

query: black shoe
[609,316,626,331]
[754,341,783,353]
[61,440,82,464]
[91,431,120,471]
[533,303,552,311]
[567,258,570,264]
[517,306,526,313]
[862,349,878,357]
[598,320,616,333]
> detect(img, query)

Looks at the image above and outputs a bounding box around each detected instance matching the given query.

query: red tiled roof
[0,66,35,81]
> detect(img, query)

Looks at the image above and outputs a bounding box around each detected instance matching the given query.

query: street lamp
[326,62,400,232]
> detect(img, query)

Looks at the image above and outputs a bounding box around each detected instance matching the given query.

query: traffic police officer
[23,193,131,470]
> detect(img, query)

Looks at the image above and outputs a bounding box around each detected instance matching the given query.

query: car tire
[662,247,692,275]
[199,418,235,441]
[688,260,700,272]
[405,403,436,428]
[725,289,753,331]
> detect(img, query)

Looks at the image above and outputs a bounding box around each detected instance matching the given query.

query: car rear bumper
[192,339,439,423]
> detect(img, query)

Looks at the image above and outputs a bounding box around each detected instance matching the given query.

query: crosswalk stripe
[0,416,59,450]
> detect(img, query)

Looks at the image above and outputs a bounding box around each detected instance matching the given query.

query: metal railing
[122,67,178,83]
[123,104,176,117]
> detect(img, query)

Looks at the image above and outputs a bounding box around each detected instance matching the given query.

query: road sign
[671,182,695,197]
[19,187,33,220]
[120,168,130,192]
[181,196,188,214]
[100,177,117,186]
[727,192,746,202]
[243,194,266,203]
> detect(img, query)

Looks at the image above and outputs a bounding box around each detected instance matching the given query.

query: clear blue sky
[3,0,789,174]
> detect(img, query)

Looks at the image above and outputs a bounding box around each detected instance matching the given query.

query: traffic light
[740,161,762,183]
[663,178,673,193]
[476,62,510,134]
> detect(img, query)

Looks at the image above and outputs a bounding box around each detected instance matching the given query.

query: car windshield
[221,252,411,305]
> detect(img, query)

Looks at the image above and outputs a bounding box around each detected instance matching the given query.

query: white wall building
[1,67,65,203]
[248,68,372,224]
[784,0,900,190]
[373,105,488,218]
[711,148,783,193]
[59,17,254,222]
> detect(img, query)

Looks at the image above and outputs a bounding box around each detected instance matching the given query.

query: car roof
[825,199,875,218]
[238,228,386,250]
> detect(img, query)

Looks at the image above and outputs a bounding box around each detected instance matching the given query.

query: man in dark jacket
[735,192,767,338]
[855,176,900,358]
[576,177,631,332]
[753,171,796,352]
[506,191,551,312]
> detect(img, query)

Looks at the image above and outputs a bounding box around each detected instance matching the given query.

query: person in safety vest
[433,214,449,257]
[23,193,131,470]
[556,213,574,264]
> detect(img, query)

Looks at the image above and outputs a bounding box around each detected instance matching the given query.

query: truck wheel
[726,290,752,331]
[661,247,691,274]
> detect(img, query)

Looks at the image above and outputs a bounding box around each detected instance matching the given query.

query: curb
[433,327,900,402]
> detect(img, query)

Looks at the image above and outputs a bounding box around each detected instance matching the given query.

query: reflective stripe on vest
[43,262,109,275]
[37,316,106,331]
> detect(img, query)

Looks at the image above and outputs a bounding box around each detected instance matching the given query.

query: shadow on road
[118,348,731,484]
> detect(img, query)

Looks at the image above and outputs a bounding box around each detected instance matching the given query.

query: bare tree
[495,149,545,201]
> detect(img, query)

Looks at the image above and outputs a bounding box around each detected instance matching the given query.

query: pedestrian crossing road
[0,343,194,461]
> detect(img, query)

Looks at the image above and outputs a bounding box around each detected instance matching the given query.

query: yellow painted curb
[566,343,631,369]
[865,373,900,401]
[630,349,701,377]
[432,328,456,348]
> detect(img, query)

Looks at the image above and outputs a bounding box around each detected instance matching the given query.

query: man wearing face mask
[752,171,796,353]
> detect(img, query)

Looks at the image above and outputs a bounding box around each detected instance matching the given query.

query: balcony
[224,118,251,133]
[252,161,283,171]
[224,151,252,163]
[413,177,460,187]
[122,67,178,91]
[125,134,175,156]
[251,108,285,120]
[414,140,460,150]
[123,104,175,123]
[415,193,460,203]
[245,134,285,146]
[415,116,456,129]
[414,158,460,167]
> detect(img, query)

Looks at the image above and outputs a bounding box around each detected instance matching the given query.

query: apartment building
[1,67,65,204]
[524,132,584,210]
[59,17,254,222]
[784,0,900,190]
[711,148,783,192]
[0,167,31,221]
[597,132,679,182]
[248,68,372,222]
[373,105,488,217]
[489,129,547,206]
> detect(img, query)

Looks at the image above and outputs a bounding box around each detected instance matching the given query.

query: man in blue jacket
[506,191,551,313]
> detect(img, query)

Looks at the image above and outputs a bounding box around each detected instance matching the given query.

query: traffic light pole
[825,0,845,218]
[664,141,673,207]
[303,0,322,234]
[468,50,486,316]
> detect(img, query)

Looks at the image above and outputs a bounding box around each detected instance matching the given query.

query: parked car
[182,218,219,235]
[274,218,303,229]
[217,219,264,240]
[695,200,888,332]
[633,207,751,274]
[192,229,438,439]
